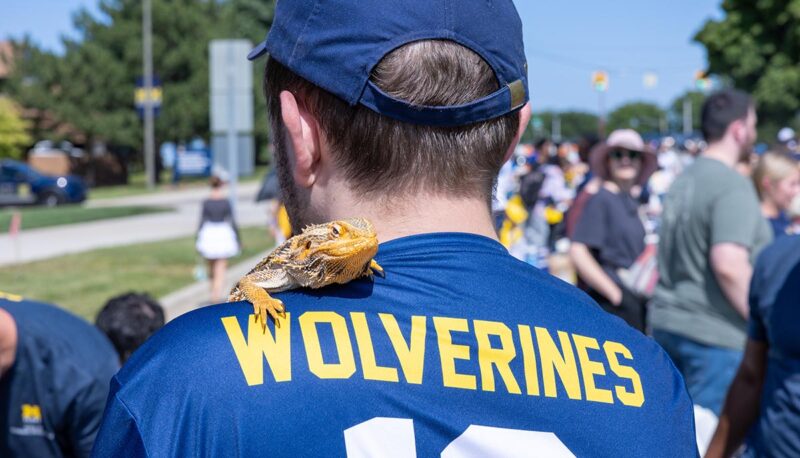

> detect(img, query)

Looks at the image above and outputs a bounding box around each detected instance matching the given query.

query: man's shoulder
[584,187,613,206]
[1,295,117,362]
[758,234,800,262]
[753,235,800,285]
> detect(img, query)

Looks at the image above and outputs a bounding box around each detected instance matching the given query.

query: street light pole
[552,114,561,142]
[598,91,607,139]
[142,0,156,189]
[683,98,692,135]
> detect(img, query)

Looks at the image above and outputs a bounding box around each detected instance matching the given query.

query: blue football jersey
[92,234,697,457]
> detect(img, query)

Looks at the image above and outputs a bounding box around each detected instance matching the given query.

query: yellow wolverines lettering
[222,312,646,407]
[299,312,356,379]
[474,320,521,394]
[433,317,477,390]
[222,315,292,386]
[351,312,398,382]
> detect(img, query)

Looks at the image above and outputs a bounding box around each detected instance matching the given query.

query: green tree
[55,0,225,149]
[525,110,599,143]
[695,0,800,142]
[669,91,705,133]
[607,102,665,134]
[0,97,32,159]
[4,39,66,142]
[6,0,276,160]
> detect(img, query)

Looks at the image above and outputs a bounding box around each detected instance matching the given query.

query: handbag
[617,242,659,299]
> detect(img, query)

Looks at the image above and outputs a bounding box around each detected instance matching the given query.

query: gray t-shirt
[650,156,772,350]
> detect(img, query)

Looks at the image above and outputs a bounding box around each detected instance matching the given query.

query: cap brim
[247,41,268,61]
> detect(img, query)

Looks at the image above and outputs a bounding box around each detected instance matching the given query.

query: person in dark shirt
[0,292,119,458]
[196,175,240,302]
[570,129,657,332]
[706,235,800,457]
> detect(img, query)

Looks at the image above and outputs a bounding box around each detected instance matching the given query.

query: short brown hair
[700,89,753,143]
[264,40,519,204]
[209,176,224,189]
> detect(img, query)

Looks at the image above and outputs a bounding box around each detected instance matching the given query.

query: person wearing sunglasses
[569,129,657,332]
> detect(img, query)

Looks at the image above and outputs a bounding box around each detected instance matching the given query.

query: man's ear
[280,90,321,188]
[730,118,746,145]
[504,102,532,163]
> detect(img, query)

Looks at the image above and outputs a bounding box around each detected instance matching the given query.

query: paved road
[0,181,268,267]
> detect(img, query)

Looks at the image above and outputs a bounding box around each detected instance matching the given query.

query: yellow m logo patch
[21,404,42,423]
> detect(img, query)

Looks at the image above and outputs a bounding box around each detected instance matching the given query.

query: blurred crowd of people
[496,88,800,456]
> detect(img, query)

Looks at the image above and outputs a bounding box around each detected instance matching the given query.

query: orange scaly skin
[228,218,383,330]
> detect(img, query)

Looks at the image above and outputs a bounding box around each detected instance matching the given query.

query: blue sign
[135,76,162,118]
[174,145,212,179]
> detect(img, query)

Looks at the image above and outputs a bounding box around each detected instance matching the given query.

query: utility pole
[682,98,692,135]
[142,0,156,189]
[592,70,609,139]
[552,114,561,142]
[598,91,607,139]
[226,47,238,213]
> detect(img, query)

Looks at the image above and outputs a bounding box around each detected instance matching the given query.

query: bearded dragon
[228,218,383,330]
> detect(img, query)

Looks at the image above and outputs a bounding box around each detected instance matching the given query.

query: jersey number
[344,417,576,457]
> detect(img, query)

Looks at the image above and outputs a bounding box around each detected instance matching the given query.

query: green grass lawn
[89,166,268,200]
[0,205,170,233]
[0,226,274,320]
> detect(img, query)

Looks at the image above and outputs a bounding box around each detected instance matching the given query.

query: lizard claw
[369,260,385,278]
[253,298,286,332]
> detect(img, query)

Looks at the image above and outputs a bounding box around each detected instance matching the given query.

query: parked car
[0,160,87,207]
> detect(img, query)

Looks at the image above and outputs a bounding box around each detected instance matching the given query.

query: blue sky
[0,0,723,113]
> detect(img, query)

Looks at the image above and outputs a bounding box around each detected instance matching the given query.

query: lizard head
[288,218,380,282]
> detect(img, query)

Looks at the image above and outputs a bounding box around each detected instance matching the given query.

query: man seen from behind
[92,1,697,456]
[650,89,773,415]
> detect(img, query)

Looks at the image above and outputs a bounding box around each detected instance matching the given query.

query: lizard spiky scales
[228,218,383,330]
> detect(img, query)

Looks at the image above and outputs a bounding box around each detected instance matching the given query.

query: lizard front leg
[237,272,288,331]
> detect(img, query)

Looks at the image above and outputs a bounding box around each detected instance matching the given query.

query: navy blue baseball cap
[248,0,528,127]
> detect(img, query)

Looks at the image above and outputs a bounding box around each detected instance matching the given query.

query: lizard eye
[304,241,312,250]
[331,225,341,237]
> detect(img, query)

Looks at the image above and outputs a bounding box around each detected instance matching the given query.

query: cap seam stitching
[288,0,324,67]
[445,0,453,32]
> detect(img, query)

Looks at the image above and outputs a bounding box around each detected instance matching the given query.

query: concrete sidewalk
[0,182,266,267]
[160,251,269,322]
[86,181,259,209]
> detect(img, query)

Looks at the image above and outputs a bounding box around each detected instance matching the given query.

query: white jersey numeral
[344,417,576,457]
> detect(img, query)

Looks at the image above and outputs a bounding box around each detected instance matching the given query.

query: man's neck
[0,309,17,377]
[319,190,498,243]
[702,142,740,168]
